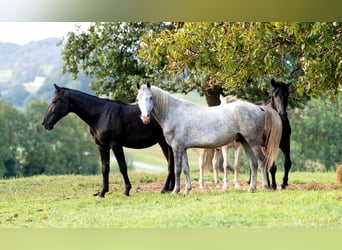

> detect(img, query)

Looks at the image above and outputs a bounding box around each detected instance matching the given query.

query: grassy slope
[1,92,341,228]
[0,172,341,228]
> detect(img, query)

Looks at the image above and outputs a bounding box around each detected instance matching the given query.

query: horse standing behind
[201,78,292,190]
[42,84,175,197]
[258,78,292,189]
[137,83,282,194]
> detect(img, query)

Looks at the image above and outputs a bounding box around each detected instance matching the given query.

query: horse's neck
[151,87,196,126]
[150,87,165,121]
[68,91,104,126]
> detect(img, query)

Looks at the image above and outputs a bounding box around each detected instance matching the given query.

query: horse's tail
[262,107,282,171]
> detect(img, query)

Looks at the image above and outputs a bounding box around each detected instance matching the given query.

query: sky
[0,22,91,45]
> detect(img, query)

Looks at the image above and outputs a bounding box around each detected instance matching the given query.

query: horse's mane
[58,86,127,105]
[220,95,239,104]
[150,86,196,114]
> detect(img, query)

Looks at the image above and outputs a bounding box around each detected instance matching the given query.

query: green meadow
[0,171,340,228]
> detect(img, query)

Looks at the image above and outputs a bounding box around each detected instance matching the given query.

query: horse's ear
[54,83,61,92]
[146,82,151,88]
[219,94,224,104]
[271,78,276,87]
[136,83,140,89]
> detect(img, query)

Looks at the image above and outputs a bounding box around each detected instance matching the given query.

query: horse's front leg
[112,146,132,196]
[282,150,292,189]
[94,146,110,198]
[221,145,229,189]
[182,151,192,194]
[233,145,241,188]
[198,149,205,189]
[172,146,183,194]
[212,148,222,188]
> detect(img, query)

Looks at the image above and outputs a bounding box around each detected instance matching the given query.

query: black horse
[260,78,292,189]
[42,84,175,197]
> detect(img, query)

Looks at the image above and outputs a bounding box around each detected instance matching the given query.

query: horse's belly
[186,130,237,149]
[123,137,158,149]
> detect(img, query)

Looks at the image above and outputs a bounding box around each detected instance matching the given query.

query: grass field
[0,171,341,228]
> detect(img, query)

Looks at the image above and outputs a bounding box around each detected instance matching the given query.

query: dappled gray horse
[137,83,282,194]
[199,95,242,189]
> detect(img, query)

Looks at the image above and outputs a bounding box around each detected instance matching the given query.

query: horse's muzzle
[42,121,54,130]
[140,114,151,124]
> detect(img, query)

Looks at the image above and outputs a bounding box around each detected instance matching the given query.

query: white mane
[150,86,197,115]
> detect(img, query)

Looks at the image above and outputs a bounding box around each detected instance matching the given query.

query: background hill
[0,38,92,107]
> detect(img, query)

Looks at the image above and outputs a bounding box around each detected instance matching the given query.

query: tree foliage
[0,100,99,177]
[59,22,342,172]
[289,97,342,171]
[0,101,26,177]
[61,22,341,108]
[61,22,176,102]
[140,22,342,106]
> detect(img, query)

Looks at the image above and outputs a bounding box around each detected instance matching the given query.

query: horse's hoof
[94,192,105,198]
[171,189,180,195]
[161,189,172,194]
[184,187,191,195]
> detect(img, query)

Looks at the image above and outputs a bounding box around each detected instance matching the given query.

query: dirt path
[109,179,342,195]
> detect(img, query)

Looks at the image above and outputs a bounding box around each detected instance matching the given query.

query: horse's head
[42,84,70,130]
[136,82,153,124]
[270,78,291,120]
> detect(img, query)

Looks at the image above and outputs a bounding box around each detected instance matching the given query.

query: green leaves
[61,22,341,106]
[140,22,341,106]
[0,100,99,177]
[62,22,175,103]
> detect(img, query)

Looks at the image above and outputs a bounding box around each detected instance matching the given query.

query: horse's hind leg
[112,146,132,196]
[159,140,175,193]
[240,141,258,192]
[251,145,269,190]
[95,146,110,198]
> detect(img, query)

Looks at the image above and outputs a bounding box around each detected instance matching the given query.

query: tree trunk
[204,87,222,106]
